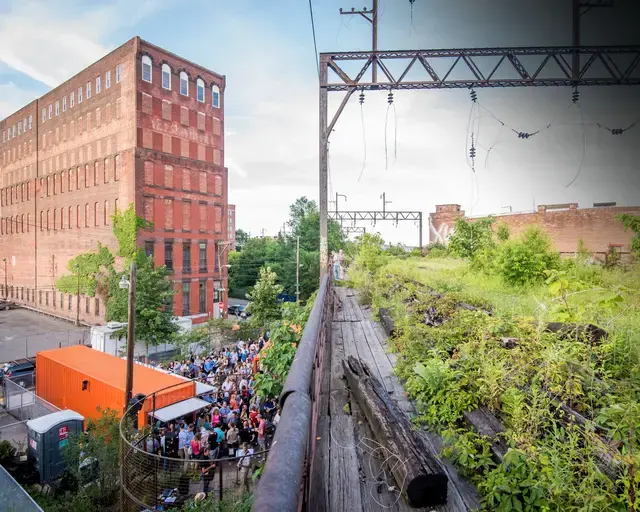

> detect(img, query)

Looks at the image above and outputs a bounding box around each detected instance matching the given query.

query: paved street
[0,308,87,363]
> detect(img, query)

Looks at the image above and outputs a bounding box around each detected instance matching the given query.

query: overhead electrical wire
[308,0,320,79]
[564,101,587,188]
[384,91,397,170]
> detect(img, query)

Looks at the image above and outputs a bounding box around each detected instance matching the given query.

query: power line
[308,0,320,79]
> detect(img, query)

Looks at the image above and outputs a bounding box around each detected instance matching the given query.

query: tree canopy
[229,196,345,301]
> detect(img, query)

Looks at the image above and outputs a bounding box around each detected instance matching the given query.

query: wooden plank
[350,321,387,390]
[359,315,398,394]
[308,414,331,512]
[334,288,345,322]
[329,414,364,512]
[346,291,365,322]
[330,322,349,417]
[341,321,360,362]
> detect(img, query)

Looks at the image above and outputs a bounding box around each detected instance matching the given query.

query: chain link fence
[1,329,90,364]
[120,384,273,511]
[1,374,60,454]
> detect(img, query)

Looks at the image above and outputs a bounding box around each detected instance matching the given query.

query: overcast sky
[1,0,638,245]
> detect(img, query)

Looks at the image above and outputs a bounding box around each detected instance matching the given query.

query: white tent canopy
[151,398,210,423]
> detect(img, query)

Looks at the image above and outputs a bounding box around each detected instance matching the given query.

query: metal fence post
[219,458,223,501]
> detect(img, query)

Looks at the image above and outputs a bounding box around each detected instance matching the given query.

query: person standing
[200,447,216,495]
[256,414,266,450]
[236,443,253,496]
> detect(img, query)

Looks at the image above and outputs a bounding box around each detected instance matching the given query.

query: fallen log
[379,308,396,337]
[544,322,608,344]
[342,356,448,508]
[462,407,509,463]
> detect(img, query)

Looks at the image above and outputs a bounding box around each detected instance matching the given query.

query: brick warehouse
[429,203,640,257]
[0,36,229,325]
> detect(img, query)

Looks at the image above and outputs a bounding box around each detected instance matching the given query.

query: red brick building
[0,37,228,325]
[429,203,640,257]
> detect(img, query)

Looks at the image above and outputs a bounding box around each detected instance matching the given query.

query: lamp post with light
[120,263,136,406]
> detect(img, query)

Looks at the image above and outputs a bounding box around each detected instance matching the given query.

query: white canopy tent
[150,398,211,423]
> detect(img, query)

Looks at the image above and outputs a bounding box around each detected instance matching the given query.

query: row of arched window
[0,198,118,235]
[141,56,221,108]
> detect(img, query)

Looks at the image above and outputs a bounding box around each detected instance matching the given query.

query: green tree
[107,254,178,347]
[617,214,640,256]
[246,266,283,327]
[448,217,495,259]
[55,244,114,299]
[235,229,250,251]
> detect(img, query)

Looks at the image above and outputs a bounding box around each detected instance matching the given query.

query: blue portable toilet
[27,410,84,483]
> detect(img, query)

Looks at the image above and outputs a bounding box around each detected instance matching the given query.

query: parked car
[1,358,36,386]
[228,304,249,318]
[277,293,296,303]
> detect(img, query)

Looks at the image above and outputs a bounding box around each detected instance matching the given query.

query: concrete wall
[429,203,640,255]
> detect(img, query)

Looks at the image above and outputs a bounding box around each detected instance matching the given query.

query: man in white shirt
[236,443,253,496]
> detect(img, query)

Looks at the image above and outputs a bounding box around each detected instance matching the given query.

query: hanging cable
[357,90,368,182]
[384,90,397,170]
[565,102,587,188]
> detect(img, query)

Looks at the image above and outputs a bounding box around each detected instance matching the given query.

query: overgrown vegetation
[349,224,640,511]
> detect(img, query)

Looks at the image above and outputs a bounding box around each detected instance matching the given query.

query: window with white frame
[162,64,171,90]
[142,55,152,83]
[106,70,111,88]
[78,87,83,103]
[86,81,91,99]
[23,119,27,132]
[180,71,188,96]
[28,115,32,130]
[42,108,46,122]
[2,131,5,144]
[70,91,75,107]
[212,85,220,108]
[55,100,60,116]
[48,105,52,119]
[196,78,205,102]
[116,64,122,83]
[13,125,16,137]
[18,123,21,135]
[7,128,10,140]
[63,97,67,112]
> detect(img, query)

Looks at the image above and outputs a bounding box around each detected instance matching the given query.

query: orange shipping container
[36,345,195,425]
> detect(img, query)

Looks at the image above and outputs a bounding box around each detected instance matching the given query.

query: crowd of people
[142,336,280,499]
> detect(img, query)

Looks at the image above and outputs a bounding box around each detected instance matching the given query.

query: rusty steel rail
[253,275,332,512]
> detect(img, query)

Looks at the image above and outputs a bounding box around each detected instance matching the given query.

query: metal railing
[119,381,273,511]
[253,275,333,512]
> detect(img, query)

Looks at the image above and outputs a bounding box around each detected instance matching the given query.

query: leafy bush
[0,440,15,462]
[617,213,640,257]
[425,242,449,259]
[494,227,560,286]
[496,222,510,242]
[448,217,495,259]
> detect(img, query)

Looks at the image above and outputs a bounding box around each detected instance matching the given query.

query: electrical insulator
[612,128,623,135]
[387,91,394,104]
[359,91,365,105]
[518,132,531,139]
[469,145,476,159]
[470,89,477,103]
[572,89,579,103]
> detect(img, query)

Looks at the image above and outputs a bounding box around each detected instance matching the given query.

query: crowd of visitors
[143,336,280,499]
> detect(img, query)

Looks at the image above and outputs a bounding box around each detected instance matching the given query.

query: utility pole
[296,236,300,304]
[339,0,378,83]
[75,264,80,327]
[2,258,6,299]
[381,193,392,215]
[124,262,136,406]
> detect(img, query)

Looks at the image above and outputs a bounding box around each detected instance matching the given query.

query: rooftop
[37,345,188,395]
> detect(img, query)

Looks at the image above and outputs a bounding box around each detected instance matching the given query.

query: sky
[0,0,639,245]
